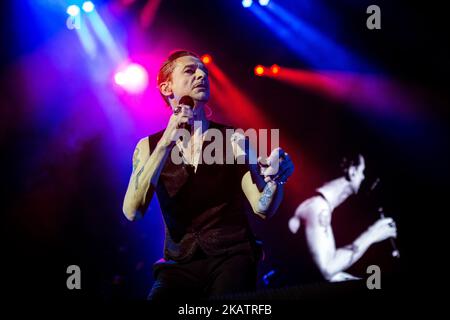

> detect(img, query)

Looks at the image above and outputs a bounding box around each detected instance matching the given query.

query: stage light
[66,5,80,17]
[242,0,253,8]
[201,54,212,65]
[270,64,280,75]
[254,65,265,76]
[114,63,149,94]
[82,1,95,13]
[114,72,125,86]
[259,0,270,6]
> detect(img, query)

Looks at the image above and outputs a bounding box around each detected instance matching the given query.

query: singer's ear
[347,165,357,181]
[159,81,173,98]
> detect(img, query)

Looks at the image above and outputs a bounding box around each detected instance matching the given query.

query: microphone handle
[378,207,400,258]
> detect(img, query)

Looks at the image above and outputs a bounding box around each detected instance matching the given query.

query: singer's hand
[366,217,397,244]
[159,106,194,147]
[258,147,294,185]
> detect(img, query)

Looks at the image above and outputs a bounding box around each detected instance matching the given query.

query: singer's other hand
[258,147,294,185]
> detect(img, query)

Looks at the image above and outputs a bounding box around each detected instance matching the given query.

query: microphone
[179,95,195,108]
[369,177,380,193]
[378,207,400,258]
[368,177,400,259]
[175,95,195,130]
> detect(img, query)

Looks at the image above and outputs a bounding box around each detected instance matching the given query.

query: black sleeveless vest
[148,121,257,262]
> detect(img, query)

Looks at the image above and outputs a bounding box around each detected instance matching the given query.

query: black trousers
[148,248,257,301]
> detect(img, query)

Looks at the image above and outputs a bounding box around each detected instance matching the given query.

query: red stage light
[201,54,212,65]
[270,64,280,75]
[254,65,265,76]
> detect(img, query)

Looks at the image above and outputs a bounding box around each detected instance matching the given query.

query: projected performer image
[122,50,294,300]
[288,154,397,282]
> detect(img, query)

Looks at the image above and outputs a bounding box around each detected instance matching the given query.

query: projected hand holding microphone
[369,178,400,258]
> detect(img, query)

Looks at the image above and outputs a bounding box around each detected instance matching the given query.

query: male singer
[122,50,294,300]
[288,154,397,282]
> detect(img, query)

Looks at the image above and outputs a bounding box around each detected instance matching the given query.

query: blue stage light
[242,0,253,8]
[259,0,270,6]
[82,1,95,13]
[66,5,80,17]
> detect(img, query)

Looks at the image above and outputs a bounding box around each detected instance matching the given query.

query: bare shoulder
[136,136,150,151]
[136,136,149,146]
[133,137,150,158]
[297,196,330,224]
[131,137,150,172]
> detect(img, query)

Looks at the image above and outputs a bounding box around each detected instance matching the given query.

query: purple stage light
[114,63,149,94]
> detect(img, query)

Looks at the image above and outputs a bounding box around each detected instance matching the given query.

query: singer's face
[169,56,210,107]
[350,156,366,193]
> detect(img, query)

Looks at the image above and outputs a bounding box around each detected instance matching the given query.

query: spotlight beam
[250,1,370,71]
[208,62,305,207]
[75,15,98,58]
[140,0,163,28]
[209,62,268,129]
[86,10,124,64]
[268,67,419,117]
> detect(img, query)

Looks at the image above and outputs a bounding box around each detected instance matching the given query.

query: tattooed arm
[233,133,292,219]
[123,108,195,221]
[122,136,173,221]
[303,198,396,281]
[241,174,284,219]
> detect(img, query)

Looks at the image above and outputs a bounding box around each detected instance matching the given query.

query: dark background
[1,0,448,303]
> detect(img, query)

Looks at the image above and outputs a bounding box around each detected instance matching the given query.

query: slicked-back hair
[157,50,200,106]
